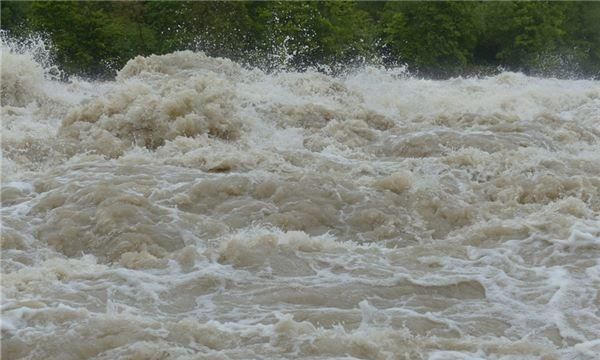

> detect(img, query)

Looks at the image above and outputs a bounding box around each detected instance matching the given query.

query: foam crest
[2,47,600,359]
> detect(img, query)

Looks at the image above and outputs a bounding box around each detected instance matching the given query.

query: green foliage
[561,2,600,76]
[251,1,322,68]
[316,2,376,64]
[1,1,32,35]
[27,2,154,76]
[1,1,598,78]
[477,2,565,69]
[381,2,478,73]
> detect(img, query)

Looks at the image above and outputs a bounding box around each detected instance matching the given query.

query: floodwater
[1,41,600,360]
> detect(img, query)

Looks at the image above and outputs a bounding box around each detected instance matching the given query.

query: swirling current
[1,41,600,360]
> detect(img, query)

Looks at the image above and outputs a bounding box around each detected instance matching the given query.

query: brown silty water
[1,42,600,360]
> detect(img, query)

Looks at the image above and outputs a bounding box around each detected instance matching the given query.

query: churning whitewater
[1,39,600,360]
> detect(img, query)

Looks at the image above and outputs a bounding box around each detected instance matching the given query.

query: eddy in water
[2,37,600,360]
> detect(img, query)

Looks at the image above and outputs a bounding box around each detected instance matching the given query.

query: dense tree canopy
[2,1,599,78]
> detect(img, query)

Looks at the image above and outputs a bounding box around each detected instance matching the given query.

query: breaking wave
[2,36,600,360]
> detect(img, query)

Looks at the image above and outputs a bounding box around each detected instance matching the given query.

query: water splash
[2,34,600,360]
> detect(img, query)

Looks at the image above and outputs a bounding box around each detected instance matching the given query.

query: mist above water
[2,36,600,360]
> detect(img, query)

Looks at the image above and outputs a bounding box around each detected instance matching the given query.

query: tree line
[2,1,599,78]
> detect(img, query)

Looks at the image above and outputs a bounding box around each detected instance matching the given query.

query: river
[2,40,600,360]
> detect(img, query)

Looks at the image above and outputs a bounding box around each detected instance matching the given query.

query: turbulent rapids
[1,40,600,360]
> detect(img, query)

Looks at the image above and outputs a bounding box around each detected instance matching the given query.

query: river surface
[2,42,600,360]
